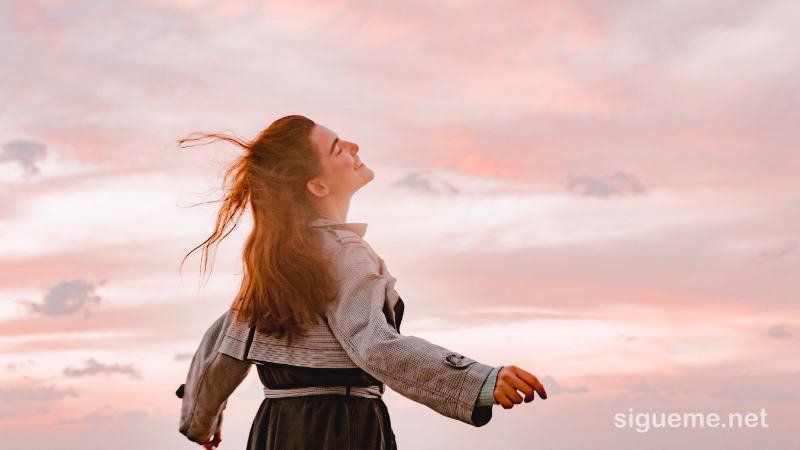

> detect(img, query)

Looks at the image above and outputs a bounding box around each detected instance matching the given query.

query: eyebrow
[329,137,339,156]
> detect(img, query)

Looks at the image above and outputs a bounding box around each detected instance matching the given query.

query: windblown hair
[177,115,339,345]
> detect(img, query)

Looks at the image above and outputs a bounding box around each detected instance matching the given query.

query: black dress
[246,361,398,450]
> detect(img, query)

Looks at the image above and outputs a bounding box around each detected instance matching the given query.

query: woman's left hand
[201,429,221,449]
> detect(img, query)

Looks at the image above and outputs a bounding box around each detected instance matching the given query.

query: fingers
[211,430,222,447]
[506,371,536,401]
[500,383,523,404]
[510,366,547,400]
[495,381,521,409]
[495,365,549,409]
[497,375,525,408]
[201,429,222,449]
[496,390,516,409]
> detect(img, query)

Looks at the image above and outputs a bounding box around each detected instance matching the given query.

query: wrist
[476,366,501,406]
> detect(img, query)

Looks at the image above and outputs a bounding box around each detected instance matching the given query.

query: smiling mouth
[355,161,364,169]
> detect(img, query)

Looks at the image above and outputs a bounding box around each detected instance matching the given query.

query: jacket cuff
[476,366,501,406]
[454,361,494,427]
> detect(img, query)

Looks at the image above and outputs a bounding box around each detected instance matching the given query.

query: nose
[349,142,359,154]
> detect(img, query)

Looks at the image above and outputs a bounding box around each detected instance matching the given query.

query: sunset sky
[1,0,798,449]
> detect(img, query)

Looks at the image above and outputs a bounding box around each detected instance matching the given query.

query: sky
[1,0,798,448]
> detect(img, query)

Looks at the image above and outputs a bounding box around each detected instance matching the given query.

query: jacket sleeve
[325,240,496,427]
[176,308,252,444]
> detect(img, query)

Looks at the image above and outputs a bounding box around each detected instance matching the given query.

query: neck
[313,197,351,223]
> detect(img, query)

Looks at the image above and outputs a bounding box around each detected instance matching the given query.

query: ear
[306,178,329,198]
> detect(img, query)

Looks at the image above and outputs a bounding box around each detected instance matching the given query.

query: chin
[360,167,375,183]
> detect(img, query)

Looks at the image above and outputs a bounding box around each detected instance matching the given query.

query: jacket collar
[307,215,368,238]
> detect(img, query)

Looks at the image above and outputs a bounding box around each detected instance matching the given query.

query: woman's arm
[177,309,252,444]
[325,239,498,427]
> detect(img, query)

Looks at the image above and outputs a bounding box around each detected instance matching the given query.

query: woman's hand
[494,365,547,409]
[201,429,221,450]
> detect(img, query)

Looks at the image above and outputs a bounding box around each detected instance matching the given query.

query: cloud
[0,381,78,418]
[389,171,459,195]
[0,237,177,291]
[756,240,798,261]
[63,358,142,379]
[704,370,800,403]
[0,139,47,176]
[541,375,589,395]
[0,383,77,403]
[56,407,150,426]
[0,190,20,220]
[615,333,638,342]
[6,407,183,450]
[566,171,646,197]
[21,278,105,317]
[4,359,36,373]
[766,323,792,339]
[0,299,233,358]
[428,307,594,330]
[173,352,193,361]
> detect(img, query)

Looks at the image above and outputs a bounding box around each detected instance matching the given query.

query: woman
[175,115,548,449]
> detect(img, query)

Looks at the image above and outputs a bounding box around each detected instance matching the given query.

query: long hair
[177,115,339,345]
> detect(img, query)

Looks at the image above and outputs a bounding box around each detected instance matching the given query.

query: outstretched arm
[325,239,497,426]
[177,309,252,444]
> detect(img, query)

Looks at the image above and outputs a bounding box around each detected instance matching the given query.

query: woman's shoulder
[314,227,383,274]
[313,224,372,253]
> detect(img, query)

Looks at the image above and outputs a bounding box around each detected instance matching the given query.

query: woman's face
[307,124,374,199]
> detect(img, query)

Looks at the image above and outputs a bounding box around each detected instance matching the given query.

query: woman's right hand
[494,365,548,409]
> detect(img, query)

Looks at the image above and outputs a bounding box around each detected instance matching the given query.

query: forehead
[312,124,336,146]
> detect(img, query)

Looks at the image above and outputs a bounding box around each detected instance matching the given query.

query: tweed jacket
[177,216,496,444]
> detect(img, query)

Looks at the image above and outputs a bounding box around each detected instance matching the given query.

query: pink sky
[1,0,798,448]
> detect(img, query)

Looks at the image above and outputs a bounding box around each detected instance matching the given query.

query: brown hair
[177,114,338,345]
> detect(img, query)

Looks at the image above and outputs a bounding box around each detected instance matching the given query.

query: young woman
[175,115,548,449]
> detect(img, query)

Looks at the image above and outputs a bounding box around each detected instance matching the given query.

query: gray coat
[177,216,495,444]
